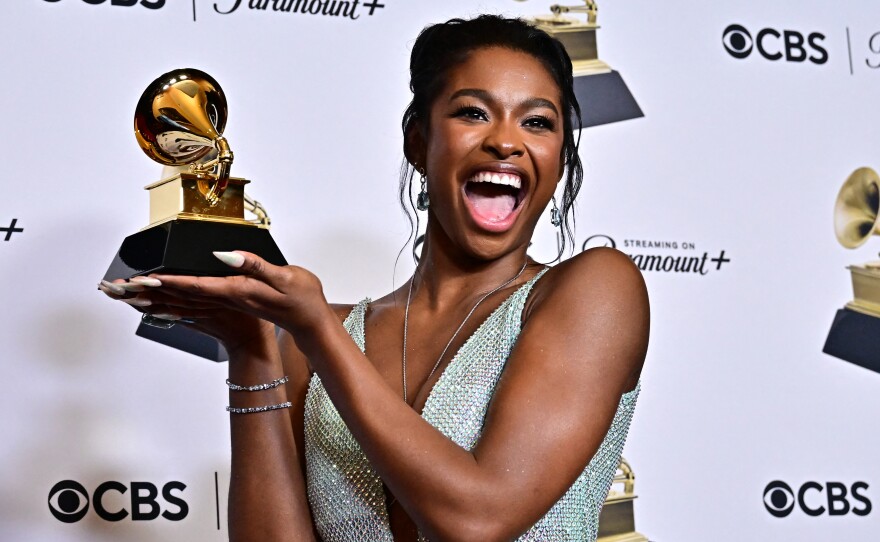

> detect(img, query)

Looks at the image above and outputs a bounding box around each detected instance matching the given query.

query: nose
[482,118,525,159]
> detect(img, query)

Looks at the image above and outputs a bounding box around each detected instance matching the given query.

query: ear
[404,119,427,171]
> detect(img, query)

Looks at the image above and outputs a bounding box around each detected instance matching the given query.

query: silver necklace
[402,261,528,404]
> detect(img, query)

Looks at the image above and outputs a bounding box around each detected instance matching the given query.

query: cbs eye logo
[48,480,188,523]
[763,481,797,518]
[763,480,872,518]
[48,481,90,523]
[723,24,828,65]
[42,0,165,8]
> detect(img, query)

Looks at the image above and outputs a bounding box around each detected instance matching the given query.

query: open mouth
[463,171,525,226]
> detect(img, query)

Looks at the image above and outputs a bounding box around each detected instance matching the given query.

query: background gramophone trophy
[103,68,287,362]
[596,457,648,542]
[514,0,643,127]
[823,167,880,373]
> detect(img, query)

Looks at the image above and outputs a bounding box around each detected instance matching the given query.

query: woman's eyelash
[524,115,555,130]
[451,106,556,130]
[452,105,488,120]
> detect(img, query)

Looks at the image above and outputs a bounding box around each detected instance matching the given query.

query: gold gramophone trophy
[596,457,648,542]
[103,69,286,361]
[823,167,880,373]
[514,0,643,127]
[518,0,609,77]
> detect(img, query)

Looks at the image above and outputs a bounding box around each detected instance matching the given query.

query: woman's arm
[225,323,316,542]
[97,282,317,541]
[152,247,648,541]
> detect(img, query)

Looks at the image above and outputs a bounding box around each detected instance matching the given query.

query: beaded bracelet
[226,401,293,415]
[226,376,289,392]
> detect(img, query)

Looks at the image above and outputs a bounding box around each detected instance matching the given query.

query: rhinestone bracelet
[226,401,292,415]
[226,376,289,392]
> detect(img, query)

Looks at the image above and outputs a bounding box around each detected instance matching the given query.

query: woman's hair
[399,14,584,261]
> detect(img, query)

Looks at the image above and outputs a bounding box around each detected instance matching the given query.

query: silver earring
[417,169,430,211]
[550,196,562,227]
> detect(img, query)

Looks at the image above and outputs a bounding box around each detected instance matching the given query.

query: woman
[101,15,649,542]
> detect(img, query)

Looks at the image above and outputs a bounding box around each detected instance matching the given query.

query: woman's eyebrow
[522,97,559,115]
[449,88,559,115]
[449,88,492,102]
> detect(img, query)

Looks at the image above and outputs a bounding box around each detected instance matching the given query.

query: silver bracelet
[226,376,289,392]
[226,401,292,415]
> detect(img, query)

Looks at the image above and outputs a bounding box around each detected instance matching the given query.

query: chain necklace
[401,261,528,404]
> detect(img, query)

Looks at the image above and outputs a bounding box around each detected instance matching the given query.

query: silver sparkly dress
[303,270,640,541]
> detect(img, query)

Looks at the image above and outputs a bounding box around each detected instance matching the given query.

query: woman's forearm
[227,330,316,542]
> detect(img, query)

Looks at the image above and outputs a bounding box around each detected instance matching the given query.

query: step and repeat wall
[2,1,879,540]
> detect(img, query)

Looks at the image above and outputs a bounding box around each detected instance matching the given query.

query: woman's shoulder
[525,247,648,324]
[329,303,358,324]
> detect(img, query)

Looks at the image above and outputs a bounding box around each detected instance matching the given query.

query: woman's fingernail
[130,276,162,287]
[100,280,126,296]
[119,282,146,293]
[152,313,181,321]
[213,251,245,268]
[123,298,152,307]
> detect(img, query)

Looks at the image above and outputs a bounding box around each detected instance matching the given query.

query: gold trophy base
[597,495,648,542]
[145,173,258,229]
[531,20,611,77]
[846,263,880,317]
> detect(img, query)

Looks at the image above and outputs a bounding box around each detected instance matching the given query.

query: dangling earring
[550,196,562,227]
[417,168,430,211]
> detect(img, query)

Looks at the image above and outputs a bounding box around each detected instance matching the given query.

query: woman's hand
[100,251,331,343]
[98,264,273,356]
[155,251,332,334]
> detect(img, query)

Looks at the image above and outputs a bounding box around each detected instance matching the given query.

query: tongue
[466,184,516,223]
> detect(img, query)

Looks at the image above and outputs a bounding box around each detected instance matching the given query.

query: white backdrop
[2,1,879,540]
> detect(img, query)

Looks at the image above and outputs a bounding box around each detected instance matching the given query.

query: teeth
[468,171,521,189]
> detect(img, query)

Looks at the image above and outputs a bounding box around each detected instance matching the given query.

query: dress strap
[343,298,370,352]
[506,266,551,322]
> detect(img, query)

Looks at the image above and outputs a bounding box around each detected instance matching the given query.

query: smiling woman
[99,14,649,542]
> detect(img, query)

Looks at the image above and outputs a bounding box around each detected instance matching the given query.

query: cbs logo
[723,24,828,64]
[48,480,188,524]
[763,480,872,518]
[42,0,165,8]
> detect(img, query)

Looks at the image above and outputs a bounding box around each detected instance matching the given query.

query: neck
[409,222,531,309]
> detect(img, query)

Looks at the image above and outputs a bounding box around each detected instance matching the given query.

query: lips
[463,170,526,232]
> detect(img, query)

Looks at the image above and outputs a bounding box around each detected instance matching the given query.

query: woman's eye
[524,116,555,130]
[454,106,488,121]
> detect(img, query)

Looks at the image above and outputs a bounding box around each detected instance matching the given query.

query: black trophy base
[575,70,644,129]
[823,308,880,374]
[104,219,287,362]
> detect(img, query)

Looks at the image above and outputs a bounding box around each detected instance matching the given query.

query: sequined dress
[303,270,640,541]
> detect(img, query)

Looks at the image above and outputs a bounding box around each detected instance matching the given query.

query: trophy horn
[834,167,880,249]
[134,68,232,206]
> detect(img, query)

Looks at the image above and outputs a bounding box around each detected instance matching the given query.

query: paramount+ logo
[722,24,828,65]
[48,480,188,523]
[763,480,872,518]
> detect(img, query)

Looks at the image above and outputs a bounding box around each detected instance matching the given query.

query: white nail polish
[123,298,152,307]
[214,251,245,268]
[100,280,126,296]
[152,313,181,321]
[119,282,146,293]
[130,276,162,287]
